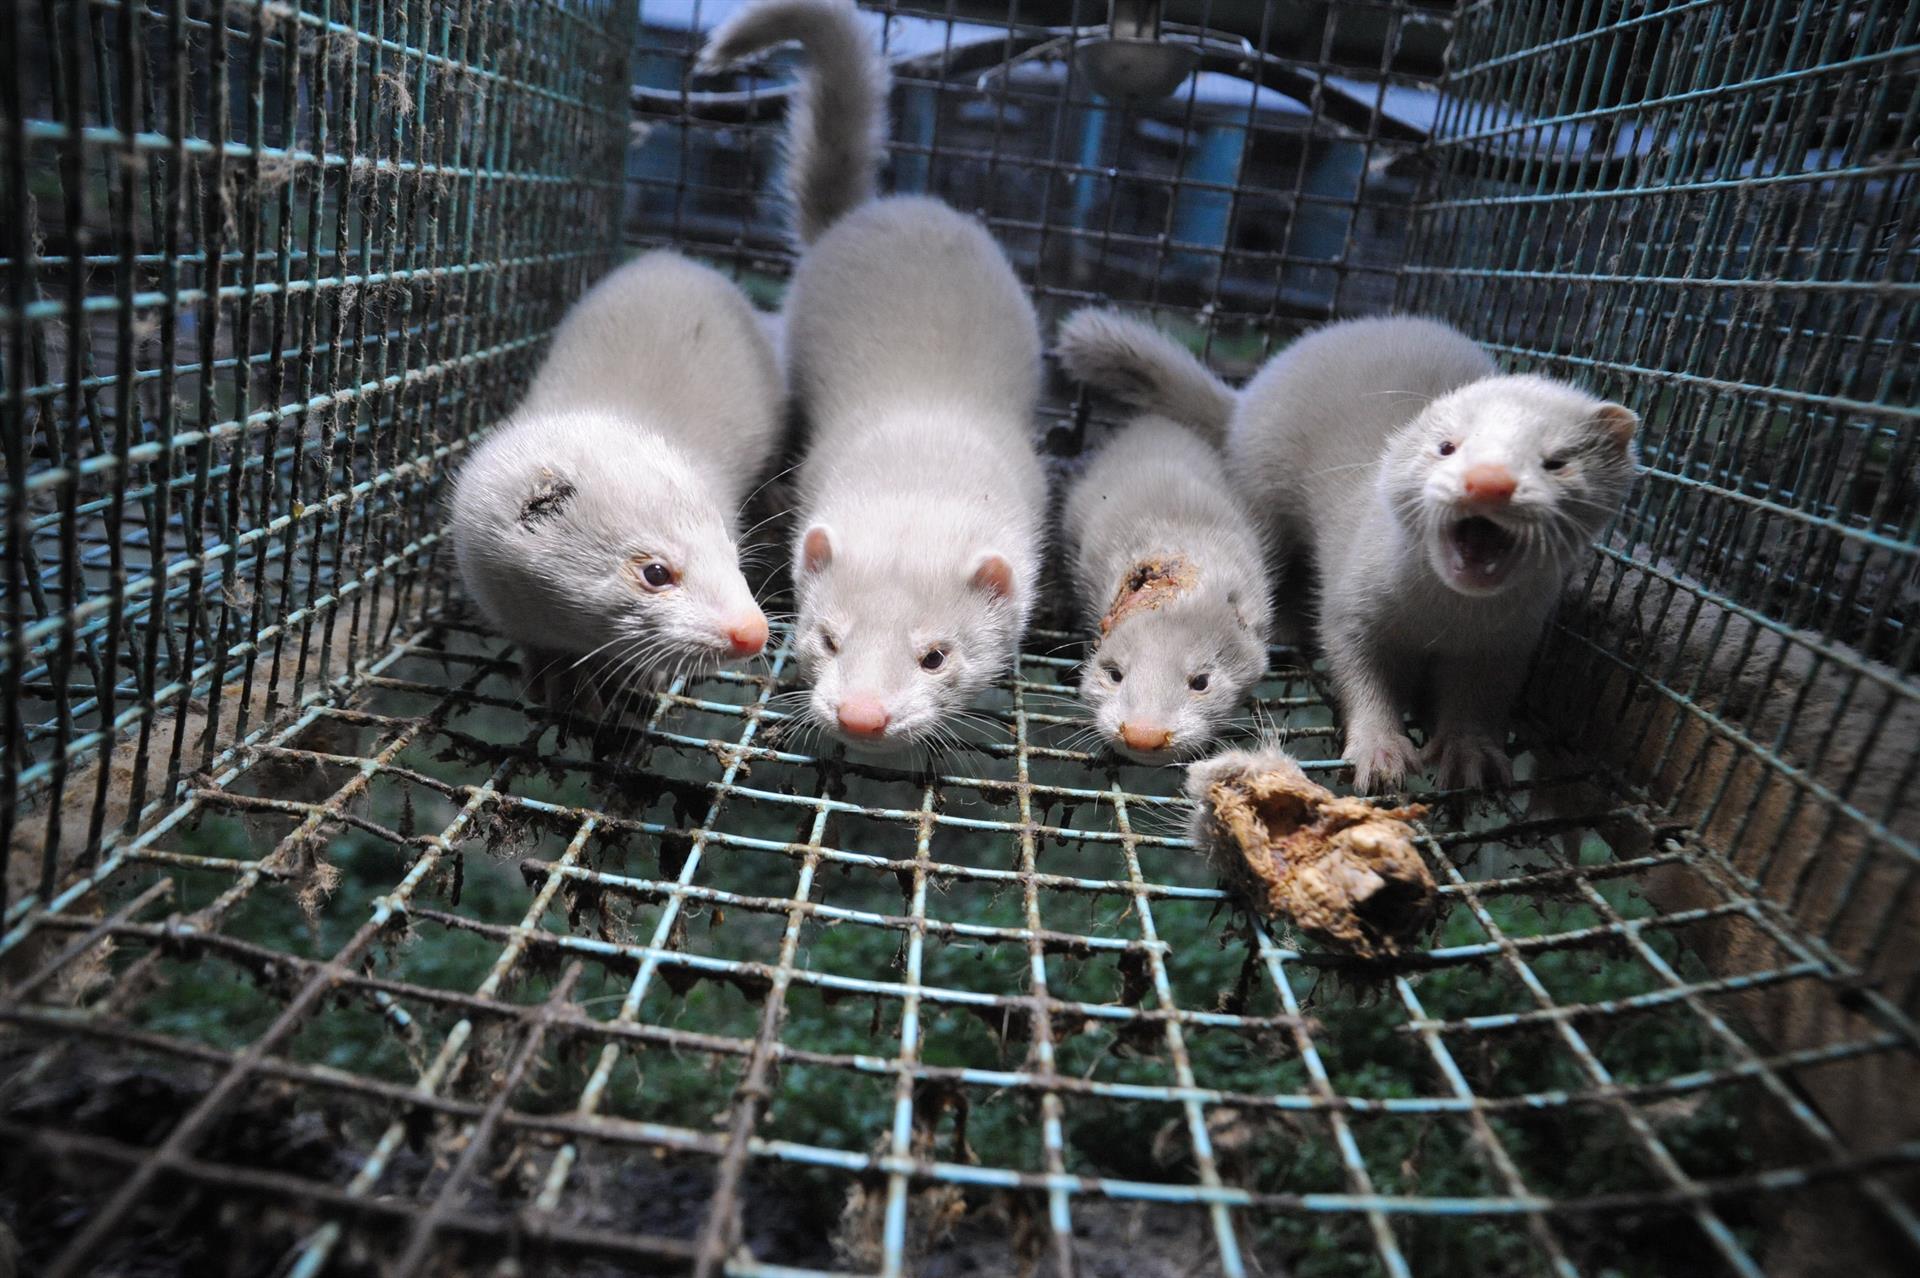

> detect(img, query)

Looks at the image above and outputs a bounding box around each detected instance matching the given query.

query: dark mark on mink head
[1101,554,1197,636]
[518,468,576,530]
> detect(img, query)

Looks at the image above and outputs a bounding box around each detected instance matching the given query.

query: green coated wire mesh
[2,2,1915,1276]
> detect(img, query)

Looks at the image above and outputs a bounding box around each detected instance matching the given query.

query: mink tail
[1055,308,1239,444]
[698,0,889,247]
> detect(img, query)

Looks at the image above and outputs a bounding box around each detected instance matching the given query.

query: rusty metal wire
[3,1,1918,1276]
[3,613,1916,1275]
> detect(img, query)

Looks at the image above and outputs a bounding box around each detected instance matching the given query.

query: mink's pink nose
[725,614,768,657]
[1119,722,1173,753]
[1462,463,1516,505]
[836,694,890,739]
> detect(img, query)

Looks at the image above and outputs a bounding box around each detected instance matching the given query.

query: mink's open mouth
[1442,516,1519,591]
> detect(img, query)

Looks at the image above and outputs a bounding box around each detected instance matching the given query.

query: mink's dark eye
[820,630,839,655]
[1102,662,1123,683]
[1189,673,1210,692]
[1438,441,1456,457]
[920,647,947,672]
[1542,452,1571,472]
[632,558,677,591]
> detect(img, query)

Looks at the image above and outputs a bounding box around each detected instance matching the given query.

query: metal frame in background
[1,1,1916,1275]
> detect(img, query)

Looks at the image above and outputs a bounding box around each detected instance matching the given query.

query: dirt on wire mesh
[1191,751,1435,957]
[0,1041,1269,1275]
[0,1048,353,1276]
[0,1044,843,1276]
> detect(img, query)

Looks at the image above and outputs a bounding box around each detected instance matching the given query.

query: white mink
[1064,312,1640,794]
[448,251,784,710]
[703,0,1046,753]
[1061,412,1271,764]
[1236,317,1640,791]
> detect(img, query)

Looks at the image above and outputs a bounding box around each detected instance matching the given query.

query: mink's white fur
[1060,410,1271,765]
[1063,312,1640,793]
[449,251,784,709]
[697,0,887,248]
[1056,308,1237,441]
[1237,317,1640,791]
[703,0,1046,753]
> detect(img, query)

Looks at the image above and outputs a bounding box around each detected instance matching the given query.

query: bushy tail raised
[698,0,889,246]
[1055,308,1238,443]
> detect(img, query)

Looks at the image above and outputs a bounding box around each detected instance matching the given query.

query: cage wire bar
[2,1,1917,1276]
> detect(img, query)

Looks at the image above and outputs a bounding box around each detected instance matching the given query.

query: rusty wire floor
[2,607,1916,1277]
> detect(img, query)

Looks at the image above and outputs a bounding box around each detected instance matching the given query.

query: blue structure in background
[1070,94,1110,233]
[1170,121,1242,280]
[628,7,1418,314]
[1060,70,1370,298]
[895,83,938,194]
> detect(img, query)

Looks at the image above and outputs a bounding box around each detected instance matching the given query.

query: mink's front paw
[1423,733,1513,791]
[1344,729,1420,795]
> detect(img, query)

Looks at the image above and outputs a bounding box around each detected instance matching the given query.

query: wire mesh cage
[2,1,1916,1275]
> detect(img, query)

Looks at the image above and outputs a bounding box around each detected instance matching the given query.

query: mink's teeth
[1446,517,1519,588]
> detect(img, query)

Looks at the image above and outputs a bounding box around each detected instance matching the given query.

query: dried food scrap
[1100,553,1197,635]
[1186,747,1435,957]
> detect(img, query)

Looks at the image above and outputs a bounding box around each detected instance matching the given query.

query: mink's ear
[968,552,1017,601]
[517,466,576,531]
[1227,589,1256,633]
[1593,403,1638,451]
[799,524,835,576]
